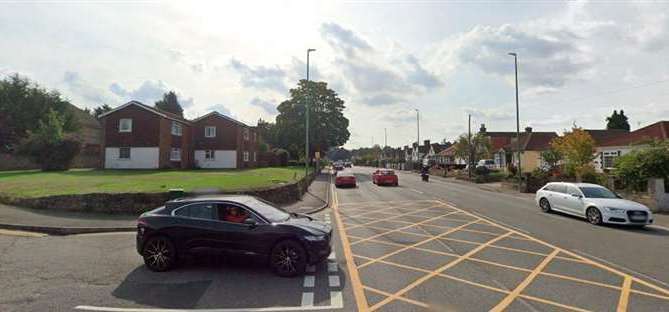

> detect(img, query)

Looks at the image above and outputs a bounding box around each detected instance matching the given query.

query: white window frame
[205,150,215,160]
[119,118,132,133]
[205,126,216,138]
[170,148,181,161]
[243,151,249,162]
[602,151,620,169]
[119,147,131,159]
[243,128,249,141]
[171,121,182,136]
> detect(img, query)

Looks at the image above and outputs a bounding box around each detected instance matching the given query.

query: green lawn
[0,167,307,198]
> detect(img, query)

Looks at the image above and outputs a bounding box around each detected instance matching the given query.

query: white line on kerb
[303,275,315,288]
[327,251,336,260]
[301,293,314,307]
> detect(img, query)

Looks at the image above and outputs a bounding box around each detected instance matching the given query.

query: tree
[93,104,113,118]
[453,133,492,166]
[0,74,79,151]
[551,127,596,181]
[275,80,350,159]
[606,109,630,131]
[256,118,278,148]
[18,109,81,171]
[540,148,562,173]
[154,91,184,116]
[614,140,669,191]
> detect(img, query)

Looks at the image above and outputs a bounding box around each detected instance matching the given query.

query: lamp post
[508,52,521,191]
[468,114,472,179]
[305,48,316,177]
[415,108,420,170]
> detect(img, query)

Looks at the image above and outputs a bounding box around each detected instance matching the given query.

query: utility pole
[305,48,316,177]
[384,128,387,147]
[468,114,472,179]
[509,52,521,191]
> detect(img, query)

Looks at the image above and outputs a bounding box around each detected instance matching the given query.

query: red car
[372,169,399,186]
[335,172,357,188]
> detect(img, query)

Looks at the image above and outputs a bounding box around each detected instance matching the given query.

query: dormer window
[243,128,249,141]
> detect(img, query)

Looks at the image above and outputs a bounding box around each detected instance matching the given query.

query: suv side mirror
[244,218,257,227]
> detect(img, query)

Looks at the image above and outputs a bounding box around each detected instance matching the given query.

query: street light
[508,52,521,191]
[305,48,316,177]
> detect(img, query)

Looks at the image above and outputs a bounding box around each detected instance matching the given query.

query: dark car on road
[136,195,332,277]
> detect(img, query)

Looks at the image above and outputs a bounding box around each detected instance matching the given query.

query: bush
[614,141,669,191]
[474,166,490,176]
[20,139,81,171]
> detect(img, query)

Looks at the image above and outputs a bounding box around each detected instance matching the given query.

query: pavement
[1,167,668,311]
[0,172,331,234]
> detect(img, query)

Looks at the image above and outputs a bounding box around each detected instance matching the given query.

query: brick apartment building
[99,101,257,169]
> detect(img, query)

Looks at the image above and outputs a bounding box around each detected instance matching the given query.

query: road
[0,166,668,311]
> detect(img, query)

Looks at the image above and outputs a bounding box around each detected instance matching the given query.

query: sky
[2,0,669,149]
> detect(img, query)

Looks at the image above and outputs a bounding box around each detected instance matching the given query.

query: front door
[216,203,266,255]
[563,185,585,215]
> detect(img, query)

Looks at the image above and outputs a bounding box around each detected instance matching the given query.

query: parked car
[344,161,352,168]
[335,171,357,188]
[136,195,332,277]
[333,161,344,171]
[372,169,399,186]
[535,182,654,226]
[476,159,496,170]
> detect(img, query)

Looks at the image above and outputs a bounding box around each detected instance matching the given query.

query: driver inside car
[223,206,249,223]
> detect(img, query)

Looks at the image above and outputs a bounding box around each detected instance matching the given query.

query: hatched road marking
[332,195,669,311]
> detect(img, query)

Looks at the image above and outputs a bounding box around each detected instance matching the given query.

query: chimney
[525,126,533,133]
[424,140,430,147]
[480,123,487,134]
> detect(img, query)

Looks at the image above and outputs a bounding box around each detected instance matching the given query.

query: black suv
[136,195,332,277]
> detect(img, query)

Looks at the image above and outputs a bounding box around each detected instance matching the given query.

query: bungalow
[436,145,466,168]
[99,101,257,169]
[478,124,518,168]
[494,127,558,173]
[594,121,668,171]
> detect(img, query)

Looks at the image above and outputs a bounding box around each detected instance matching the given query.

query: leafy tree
[256,118,278,147]
[93,104,113,118]
[551,127,596,181]
[18,109,81,171]
[275,80,350,159]
[154,91,184,116]
[540,148,562,173]
[453,133,492,166]
[606,109,630,131]
[614,140,669,191]
[0,74,79,151]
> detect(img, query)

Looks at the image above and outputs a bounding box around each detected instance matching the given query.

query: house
[411,140,431,163]
[99,101,193,169]
[494,127,558,173]
[192,111,258,169]
[581,129,629,171]
[99,101,259,169]
[436,145,466,168]
[425,142,449,165]
[594,121,669,171]
[478,124,518,168]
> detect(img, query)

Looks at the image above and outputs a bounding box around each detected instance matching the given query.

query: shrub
[614,141,669,191]
[17,108,81,171]
[474,166,490,176]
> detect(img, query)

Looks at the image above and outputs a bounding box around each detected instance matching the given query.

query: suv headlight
[304,235,326,241]
[604,207,626,213]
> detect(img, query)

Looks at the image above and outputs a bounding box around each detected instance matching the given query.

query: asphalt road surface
[1,166,668,311]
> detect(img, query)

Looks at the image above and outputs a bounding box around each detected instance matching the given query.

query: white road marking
[303,275,315,288]
[300,292,314,307]
[328,275,341,287]
[573,249,669,289]
[75,303,345,312]
[327,251,336,260]
[410,188,424,194]
[305,265,316,273]
[330,291,343,307]
[327,262,338,272]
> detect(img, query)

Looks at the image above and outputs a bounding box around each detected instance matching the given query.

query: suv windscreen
[579,187,618,199]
